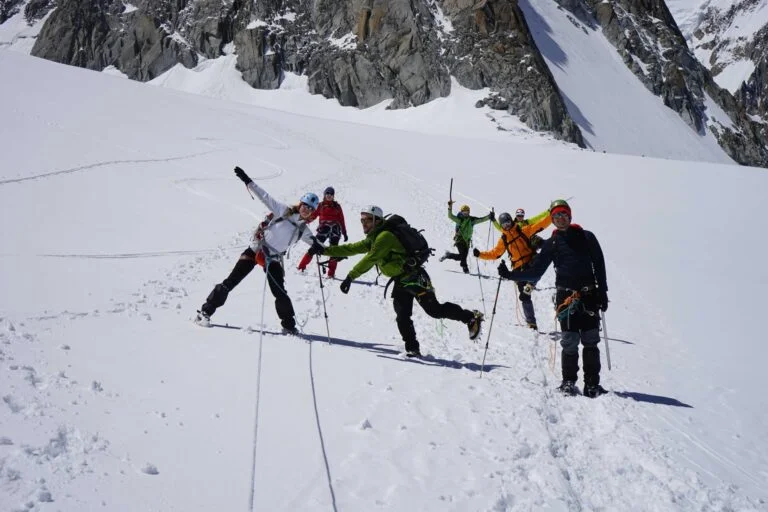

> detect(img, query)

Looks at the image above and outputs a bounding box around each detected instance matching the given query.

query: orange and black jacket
[477,210,551,269]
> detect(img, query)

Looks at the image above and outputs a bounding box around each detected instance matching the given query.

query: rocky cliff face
[676,0,768,158]
[561,0,767,167]
[27,0,584,146]
[15,0,768,166]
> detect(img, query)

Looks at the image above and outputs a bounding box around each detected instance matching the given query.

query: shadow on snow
[210,323,503,371]
[613,391,693,408]
[376,354,508,373]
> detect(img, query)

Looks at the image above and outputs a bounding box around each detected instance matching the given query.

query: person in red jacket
[297,186,348,278]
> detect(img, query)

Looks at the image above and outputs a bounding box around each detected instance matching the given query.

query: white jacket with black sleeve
[247,182,315,257]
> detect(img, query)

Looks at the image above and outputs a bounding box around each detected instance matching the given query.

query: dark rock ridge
[562,0,767,167]
[29,0,585,145]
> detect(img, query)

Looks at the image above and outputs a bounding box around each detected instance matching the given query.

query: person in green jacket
[440,202,494,273]
[312,205,484,357]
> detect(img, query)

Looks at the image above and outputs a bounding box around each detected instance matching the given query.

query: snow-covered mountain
[2,48,768,511]
[668,0,768,123]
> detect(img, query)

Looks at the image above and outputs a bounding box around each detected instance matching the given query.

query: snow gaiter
[561,352,579,383]
[582,345,601,386]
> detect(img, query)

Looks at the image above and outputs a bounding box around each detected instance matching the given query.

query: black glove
[234,166,252,185]
[497,260,511,279]
[308,240,325,257]
[599,290,609,312]
[343,233,348,242]
[340,276,352,294]
[472,248,481,257]
[488,211,495,221]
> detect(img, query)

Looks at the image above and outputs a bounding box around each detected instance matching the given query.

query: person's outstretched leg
[200,249,256,318]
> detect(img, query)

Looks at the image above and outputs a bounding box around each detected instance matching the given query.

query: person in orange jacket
[473,208,552,330]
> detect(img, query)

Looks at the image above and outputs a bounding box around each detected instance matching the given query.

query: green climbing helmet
[549,199,571,214]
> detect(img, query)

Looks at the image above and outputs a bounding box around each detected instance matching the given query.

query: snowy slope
[2,51,767,511]
[519,0,733,164]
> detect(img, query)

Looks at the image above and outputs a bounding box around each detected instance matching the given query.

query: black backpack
[380,214,434,269]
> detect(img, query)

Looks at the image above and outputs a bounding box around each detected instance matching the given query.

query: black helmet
[498,212,513,225]
[324,186,335,196]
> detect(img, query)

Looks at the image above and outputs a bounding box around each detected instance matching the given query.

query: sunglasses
[324,192,334,196]
[301,203,315,212]
[360,216,375,224]
[551,211,570,219]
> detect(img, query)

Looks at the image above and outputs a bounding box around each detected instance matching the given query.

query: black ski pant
[201,248,296,330]
[556,288,601,386]
[444,238,470,272]
[391,268,474,352]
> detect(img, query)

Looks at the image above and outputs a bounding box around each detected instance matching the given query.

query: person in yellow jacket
[473,209,552,330]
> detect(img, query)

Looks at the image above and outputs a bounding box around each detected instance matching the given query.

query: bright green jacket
[449,205,492,244]
[323,226,408,280]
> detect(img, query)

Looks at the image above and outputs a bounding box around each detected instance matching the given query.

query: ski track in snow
[0,151,224,185]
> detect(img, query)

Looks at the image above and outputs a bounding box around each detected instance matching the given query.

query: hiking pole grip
[449,178,453,204]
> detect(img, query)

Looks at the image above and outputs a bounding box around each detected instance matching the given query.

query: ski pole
[600,310,612,370]
[480,273,504,378]
[315,256,332,344]
[476,257,486,316]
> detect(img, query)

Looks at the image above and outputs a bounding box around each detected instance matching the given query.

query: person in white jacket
[195,166,322,333]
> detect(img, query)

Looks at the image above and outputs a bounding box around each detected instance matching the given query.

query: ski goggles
[551,211,570,219]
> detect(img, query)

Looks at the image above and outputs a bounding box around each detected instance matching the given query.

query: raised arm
[246,181,288,215]
[447,202,460,223]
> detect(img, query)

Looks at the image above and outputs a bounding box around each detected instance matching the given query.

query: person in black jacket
[497,199,609,397]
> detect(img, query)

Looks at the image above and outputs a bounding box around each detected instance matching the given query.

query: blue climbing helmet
[300,192,319,210]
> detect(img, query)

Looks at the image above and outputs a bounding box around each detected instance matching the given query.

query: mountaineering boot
[281,326,300,336]
[527,322,538,331]
[439,251,449,262]
[194,310,211,327]
[462,266,469,274]
[583,384,608,398]
[558,380,577,396]
[404,339,421,358]
[467,311,484,340]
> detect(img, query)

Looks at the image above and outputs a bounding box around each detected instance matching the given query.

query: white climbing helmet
[361,205,384,219]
